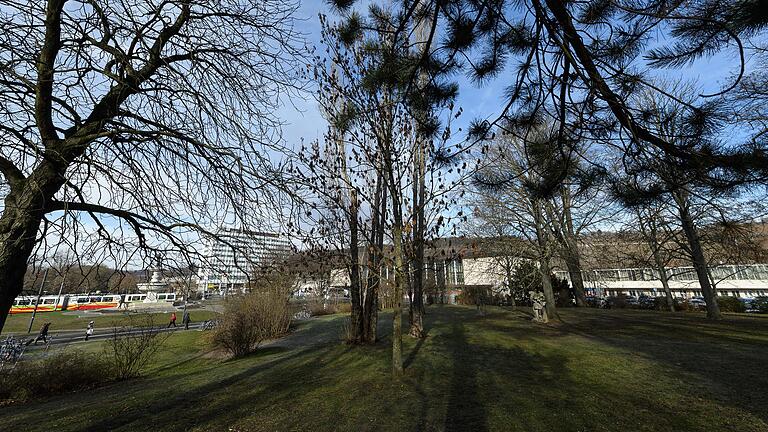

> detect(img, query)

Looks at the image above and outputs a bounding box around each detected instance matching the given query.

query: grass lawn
[2,309,221,335]
[1,306,767,432]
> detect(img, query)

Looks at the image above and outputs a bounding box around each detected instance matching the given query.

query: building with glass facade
[197,228,292,294]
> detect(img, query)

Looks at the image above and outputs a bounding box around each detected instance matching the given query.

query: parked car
[746,297,768,314]
[585,297,608,308]
[638,295,656,308]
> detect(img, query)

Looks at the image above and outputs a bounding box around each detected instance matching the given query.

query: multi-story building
[197,228,292,294]
[555,264,768,299]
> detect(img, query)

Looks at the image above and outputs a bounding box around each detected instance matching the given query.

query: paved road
[16,322,211,349]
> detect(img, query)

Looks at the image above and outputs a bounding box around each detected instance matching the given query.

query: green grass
[1,306,767,432]
[2,309,221,334]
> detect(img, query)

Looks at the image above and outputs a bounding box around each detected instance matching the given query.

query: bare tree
[0,0,304,332]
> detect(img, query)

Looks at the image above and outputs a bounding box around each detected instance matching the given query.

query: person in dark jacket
[33,322,51,345]
[182,310,191,330]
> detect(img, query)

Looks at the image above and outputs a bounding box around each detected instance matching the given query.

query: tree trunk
[504,261,516,310]
[0,172,63,333]
[656,262,675,312]
[391,222,405,375]
[363,173,386,344]
[674,190,721,319]
[559,188,588,306]
[348,192,363,343]
[539,257,557,319]
[533,199,557,318]
[408,151,425,338]
[563,251,588,306]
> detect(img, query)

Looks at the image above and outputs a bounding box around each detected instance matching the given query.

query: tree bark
[391,222,405,375]
[539,257,557,319]
[504,260,516,310]
[348,192,363,343]
[655,260,675,312]
[0,163,69,332]
[363,173,386,344]
[533,199,557,318]
[560,190,588,306]
[563,252,587,306]
[673,190,721,319]
[408,141,425,338]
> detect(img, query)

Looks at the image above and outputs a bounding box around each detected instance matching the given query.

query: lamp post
[27,269,48,334]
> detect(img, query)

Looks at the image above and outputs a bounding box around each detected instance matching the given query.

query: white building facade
[197,228,291,294]
[554,263,768,299]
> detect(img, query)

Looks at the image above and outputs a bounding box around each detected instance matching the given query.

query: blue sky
[278,2,749,157]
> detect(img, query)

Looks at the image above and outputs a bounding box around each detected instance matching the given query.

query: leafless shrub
[211,271,293,357]
[0,349,110,403]
[307,300,352,317]
[105,315,170,380]
[339,317,354,344]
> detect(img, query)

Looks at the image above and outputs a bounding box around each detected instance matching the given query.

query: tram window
[43,299,55,305]
[77,297,89,303]
[91,297,102,302]
[17,300,31,306]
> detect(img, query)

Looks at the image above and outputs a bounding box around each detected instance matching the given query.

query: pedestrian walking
[33,322,51,345]
[182,310,191,330]
[167,312,177,328]
[85,321,94,341]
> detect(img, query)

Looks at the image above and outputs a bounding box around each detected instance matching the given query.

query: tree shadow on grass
[444,320,488,432]
[479,307,768,424]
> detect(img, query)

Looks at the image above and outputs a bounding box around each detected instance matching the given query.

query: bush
[607,295,629,309]
[0,350,111,403]
[211,286,292,357]
[105,315,170,380]
[307,300,351,316]
[716,296,746,313]
[339,316,354,343]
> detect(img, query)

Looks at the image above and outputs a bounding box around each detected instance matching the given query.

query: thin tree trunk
[363,173,386,344]
[539,257,557,319]
[655,261,675,312]
[331,93,363,342]
[533,199,557,318]
[391,222,405,375]
[407,6,428,338]
[564,252,587,306]
[504,260,516,310]
[348,193,363,343]
[409,147,425,337]
[558,188,588,306]
[673,190,721,319]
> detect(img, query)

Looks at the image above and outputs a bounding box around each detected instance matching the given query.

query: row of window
[581,264,768,282]
[605,289,765,298]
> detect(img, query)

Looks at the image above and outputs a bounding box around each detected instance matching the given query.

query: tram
[9,293,177,314]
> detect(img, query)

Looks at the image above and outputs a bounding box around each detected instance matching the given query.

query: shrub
[0,350,111,403]
[607,295,629,308]
[339,316,354,343]
[105,315,170,380]
[307,300,351,316]
[211,273,293,357]
[717,296,746,313]
[308,300,335,316]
